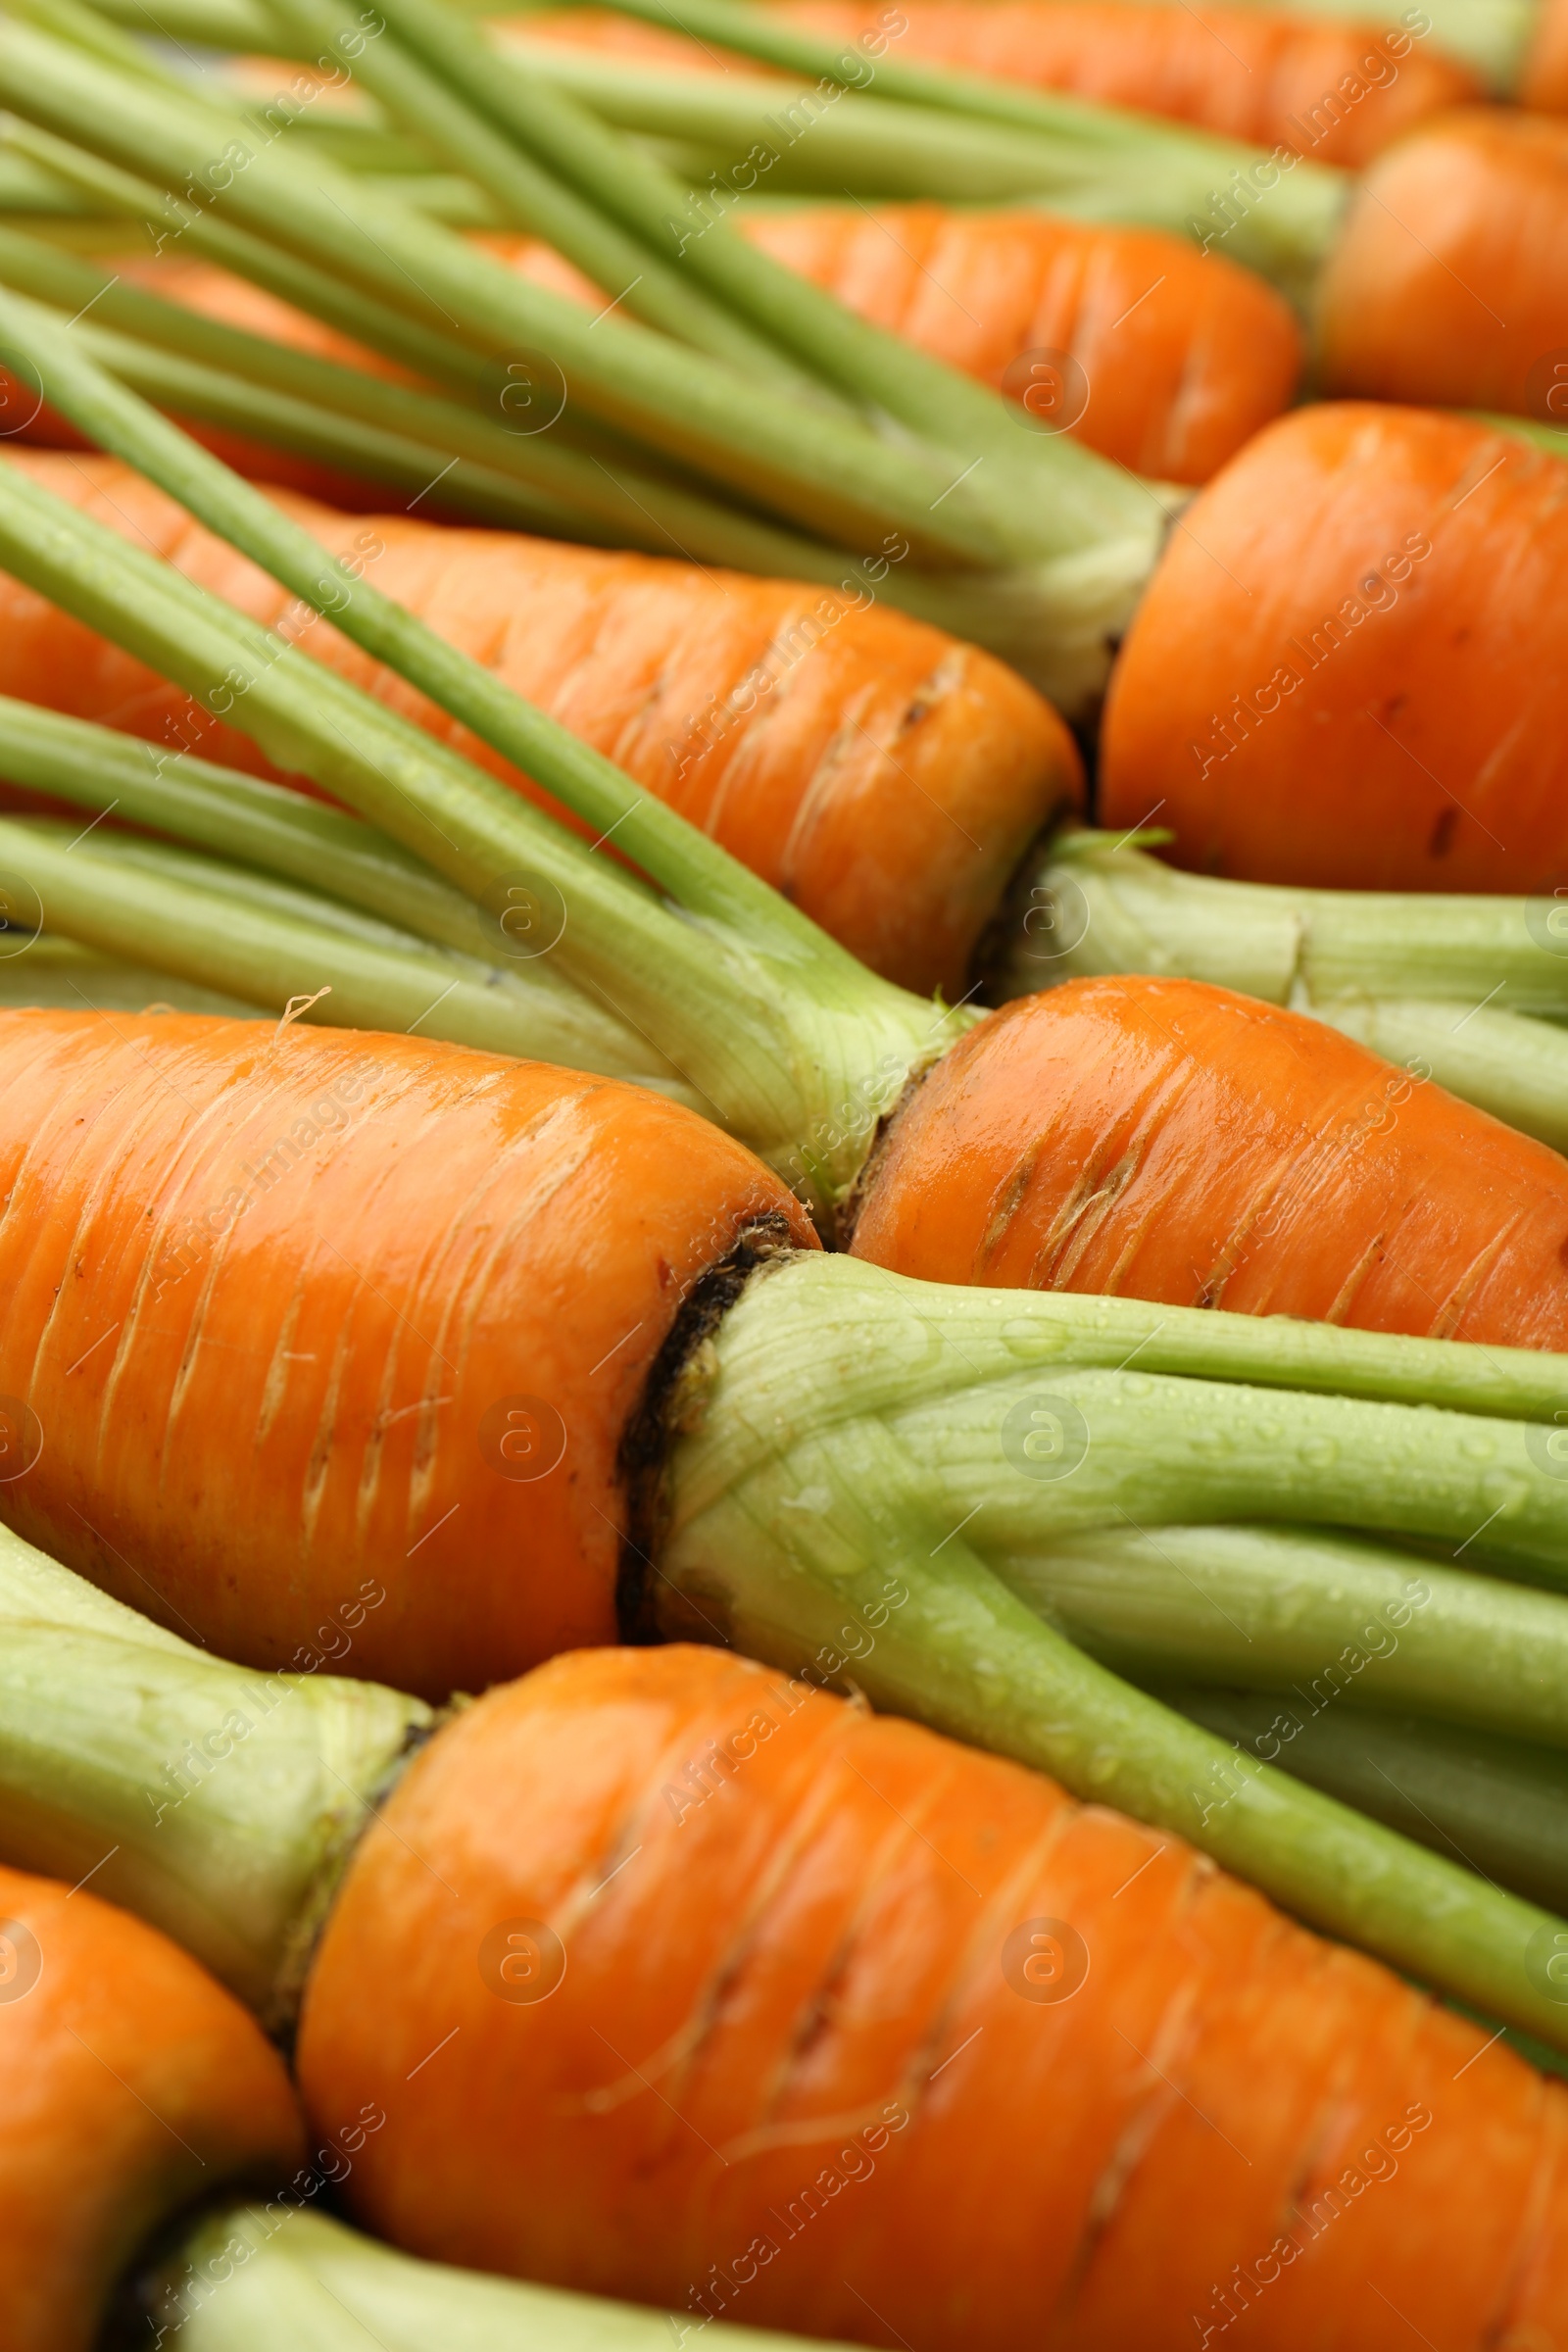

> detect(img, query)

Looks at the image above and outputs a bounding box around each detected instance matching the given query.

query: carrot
[678,210,1300,486]
[0,1861,303,2352]
[1097,402,1568,893]
[1523,0,1568,103]
[848,974,1568,1347]
[515,0,1483,168]
[1317,106,1568,421]
[291,1641,1568,2350]
[7,1009,1568,2041]
[0,450,1080,997]
[0,1011,816,1696]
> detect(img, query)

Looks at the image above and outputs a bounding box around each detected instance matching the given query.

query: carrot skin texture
[297,1642,1568,2351]
[1098,404,1568,893]
[730,206,1302,486]
[0,1013,815,1696]
[849,977,1568,1349]
[1317,109,1568,420]
[0,1861,304,2352]
[1522,0,1568,107]
[519,2,1481,168]
[0,452,1078,998]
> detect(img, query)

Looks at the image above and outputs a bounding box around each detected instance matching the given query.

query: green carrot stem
[0,694,547,965]
[575,0,1348,285]
[0,932,262,1018]
[83,0,278,36]
[1166,1686,1568,1919]
[0,115,498,396]
[0,814,700,1090]
[68,316,625,543]
[0,1518,428,2022]
[270,0,820,385]
[371,0,1163,563]
[658,1253,1568,2045]
[138,2202,849,2348]
[0,17,1019,566]
[0,449,949,1203]
[1003,830,1568,1012]
[996,1521,1568,1749]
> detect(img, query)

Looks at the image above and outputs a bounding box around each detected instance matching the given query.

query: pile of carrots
[5,0,1568,2341]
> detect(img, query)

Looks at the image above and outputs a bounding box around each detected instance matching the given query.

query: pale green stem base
[0,1523,428,2025]
[997,1520,1568,1749]
[995,831,1568,1152]
[0,933,262,1017]
[138,2204,845,2351]
[660,1256,1568,2045]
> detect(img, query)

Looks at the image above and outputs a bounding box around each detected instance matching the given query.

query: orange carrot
[849,974,1568,1347]
[0,450,1078,997]
[472,216,1300,488]
[0,1861,303,2352]
[516,1,1482,166]
[686,208,1299,486]
[1097,403,1568,894]
[1317,107,1568,420]
[0,1011,815,1694]
[1521,0,1568,105]
[296,1639,1568,2350]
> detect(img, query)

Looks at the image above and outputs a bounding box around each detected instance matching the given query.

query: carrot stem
[1004,1521,1568,1749]
[140,2201,849,2347]
[1165,1687,1568,1918]
[0,695,550,966]
[0,814,700,1088]
[0,227,884,575]
[660,1253,1568,2043]
[0,1519,429,2022]
[368,0,1164,563]
[270,0,819,385]
[518,3,1348,290]
[0,116,499,397]
[0,16,1018,567]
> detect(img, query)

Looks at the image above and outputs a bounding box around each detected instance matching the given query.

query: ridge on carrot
[4,1583,1568,2341]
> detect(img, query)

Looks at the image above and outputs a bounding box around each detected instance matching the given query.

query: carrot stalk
[0,815,698,1087]
[10,1317,1568,2049]
[0,695,553,966]
[1166,1687,1568,1918]
[657,1252,1568,2040]
[549,0,1349,287]
[365,0,1163,564]
[142,2201,850,2350]
[1005,1522,1568,1748]
[0,116,499,397]
[0,18,1024,570]
[262,0,817,384]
